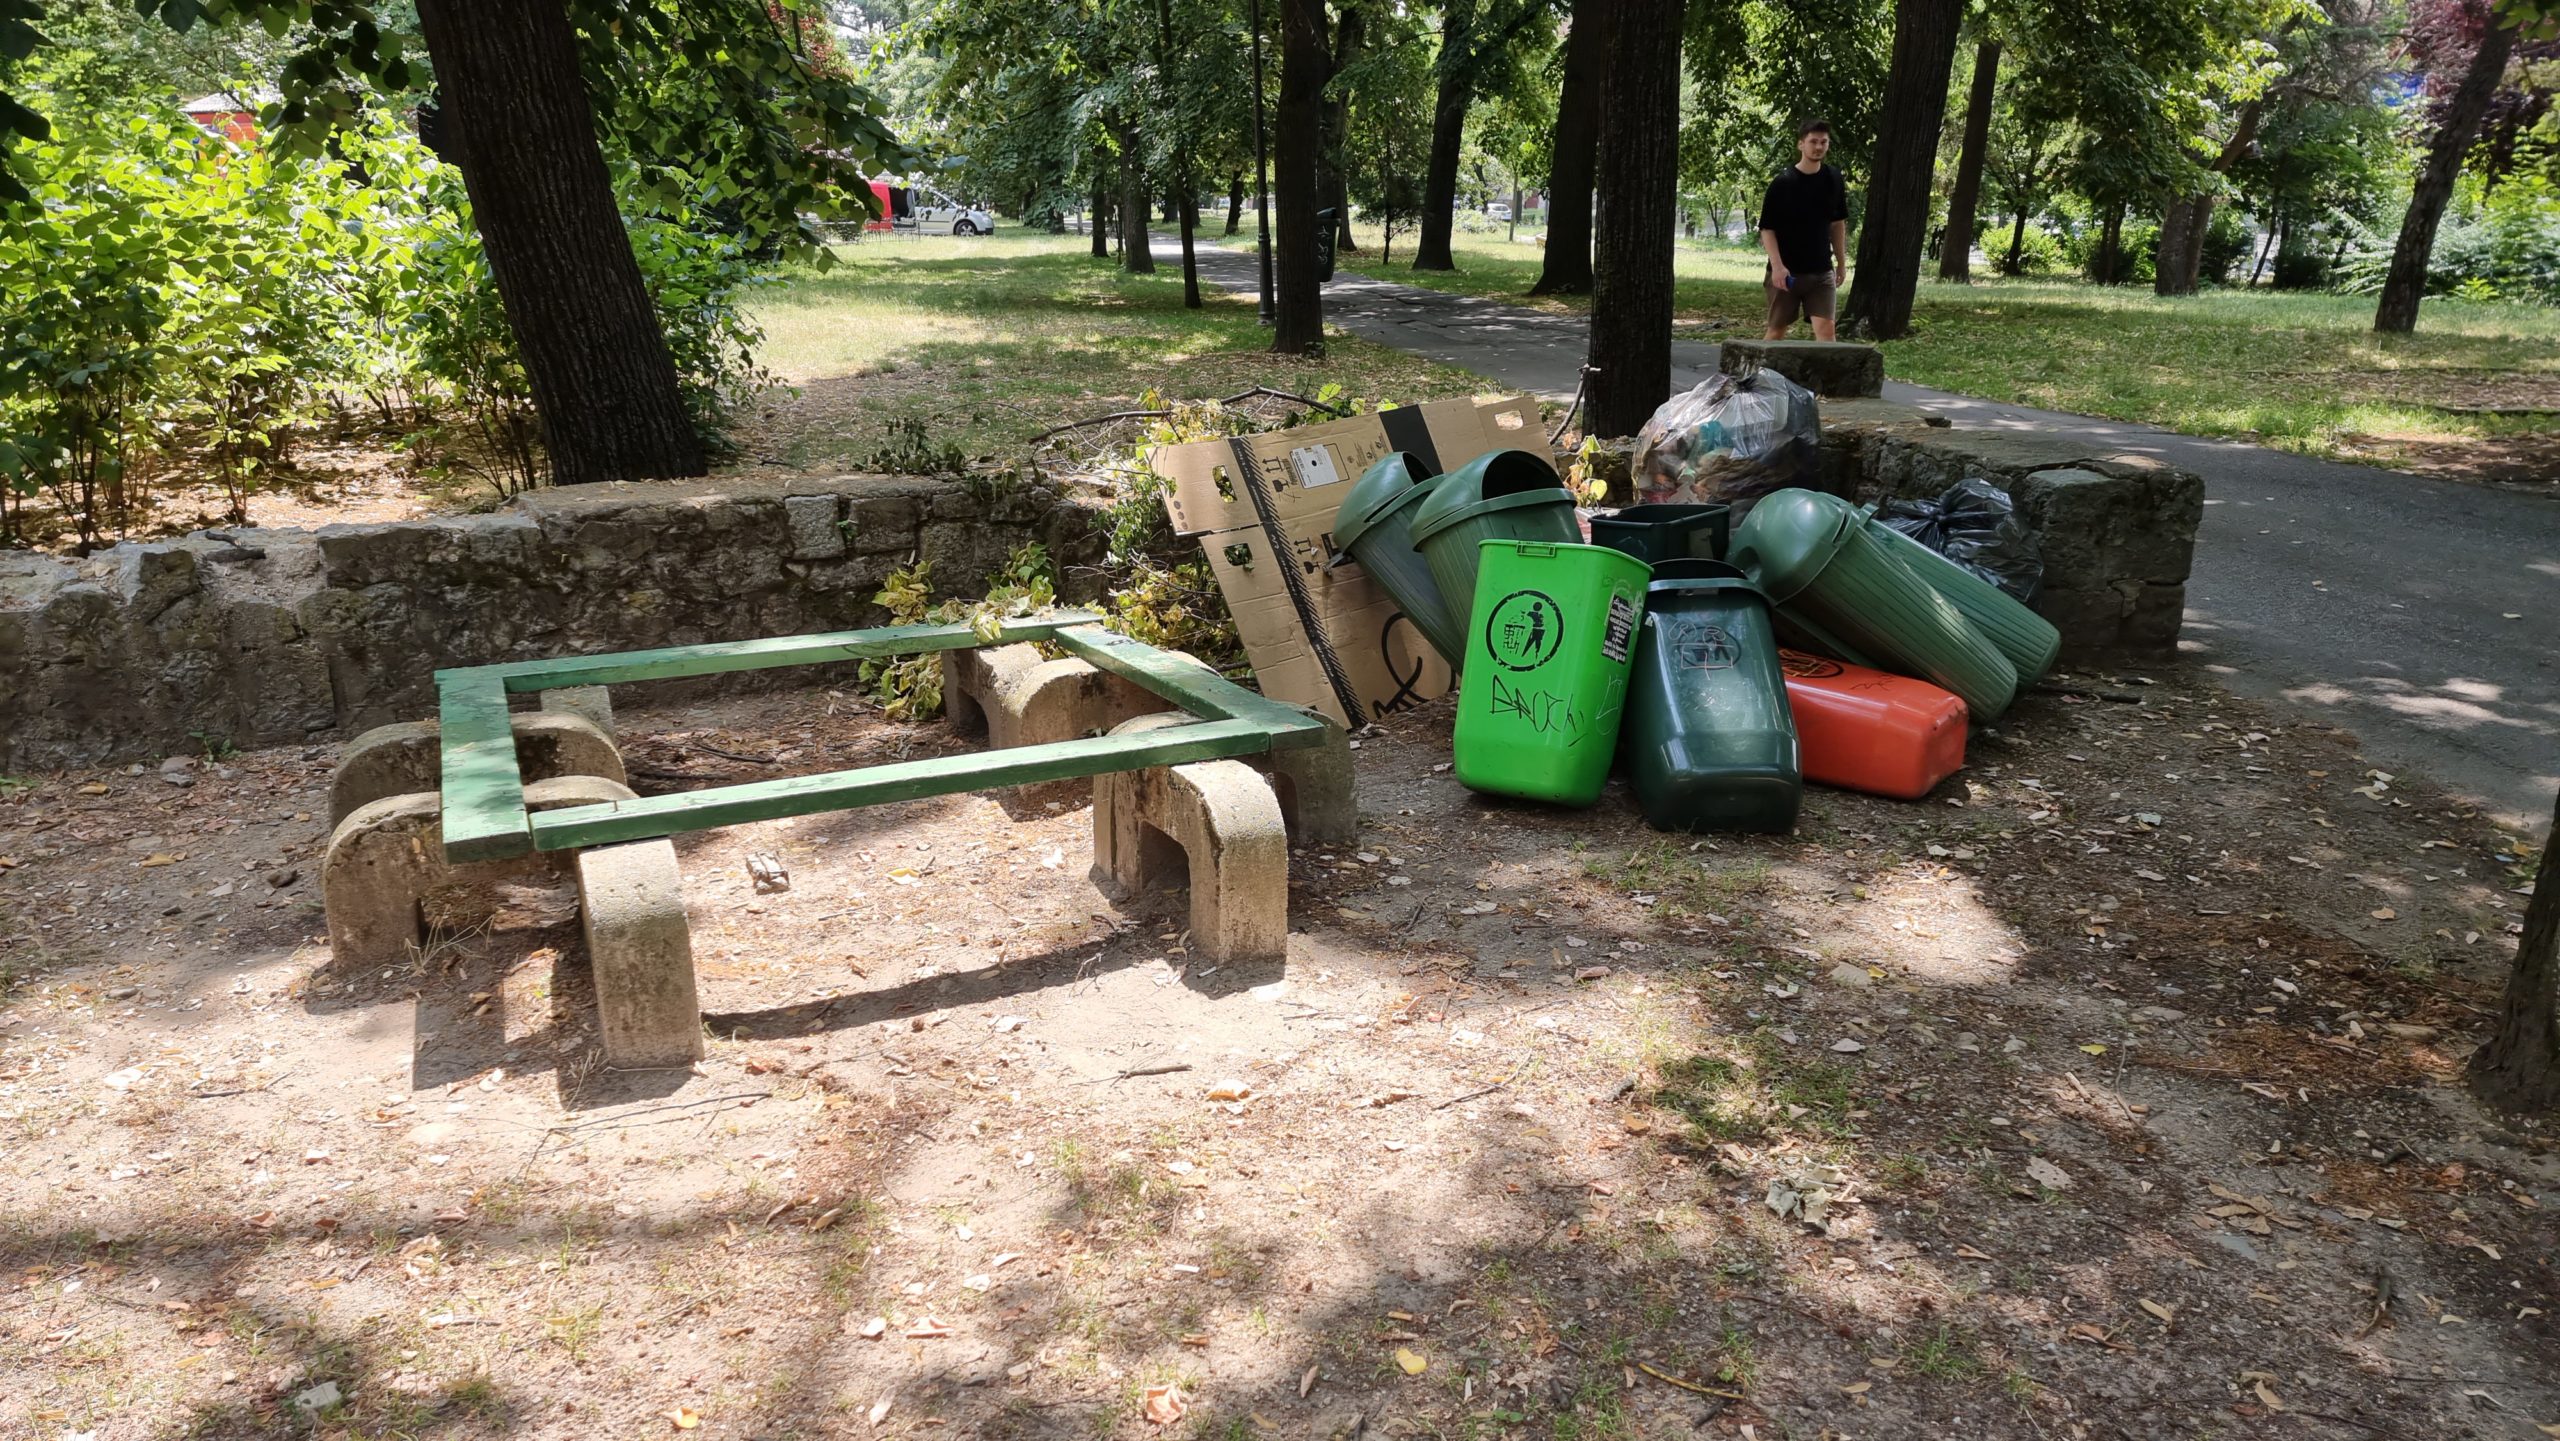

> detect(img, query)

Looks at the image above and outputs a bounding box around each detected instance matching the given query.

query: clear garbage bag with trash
[1872,476,2043,602]
[1629,370,1823,520]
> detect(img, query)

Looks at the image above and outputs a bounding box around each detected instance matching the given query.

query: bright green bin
[1731,489,2020,721]
[1865,521,2061,683]
[1409,449,1580,653]
[1453,539,1650,807]
[1332,452,1463,664]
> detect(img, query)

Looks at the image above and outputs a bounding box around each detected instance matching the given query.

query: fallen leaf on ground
[2139,1299,2175,1324]
[1396,1347,1428,1375]
[664,1407,700,1430]
[1299,1364,1319,1398]
[904,1318,952,1338]
[2026,1157,2075,1191]
[1143,1384,1186,1425]
[868,1397,893,1426]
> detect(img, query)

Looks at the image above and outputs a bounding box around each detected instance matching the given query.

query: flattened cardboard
[1154,394,1541,537]
[1200,511,1452,729]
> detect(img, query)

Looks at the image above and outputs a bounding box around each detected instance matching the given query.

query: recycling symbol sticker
[1484,589,1565,672]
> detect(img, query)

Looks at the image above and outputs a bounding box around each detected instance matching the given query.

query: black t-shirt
[1757,163,1849,277]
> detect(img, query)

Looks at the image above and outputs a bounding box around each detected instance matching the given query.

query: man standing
[1757,119,1851,340]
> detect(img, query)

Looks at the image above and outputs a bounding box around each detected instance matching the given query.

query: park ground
[87,229,2560,551]
[2,664,2558,1439]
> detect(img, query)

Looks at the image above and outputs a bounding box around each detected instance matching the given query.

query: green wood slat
[489,612,1105,692]
[1050,625,1329,749]
[435,667,531,863]
[528,718,1275,851]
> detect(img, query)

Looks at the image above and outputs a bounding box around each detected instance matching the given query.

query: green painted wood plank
[1049,625,1329,750]
[528,718,1275,851]
[434,667,531,863]
[490,613,1104,692]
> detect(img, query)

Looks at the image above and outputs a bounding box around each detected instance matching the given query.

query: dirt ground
[3,662,2556,1441]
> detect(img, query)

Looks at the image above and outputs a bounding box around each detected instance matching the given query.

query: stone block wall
[0,473,1109,772]
[1821,425,2204,660]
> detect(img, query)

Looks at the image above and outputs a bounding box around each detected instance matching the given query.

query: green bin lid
[1331,452,1440,556]
[1728,489,1856,606]
[1644,558,1764,599]
[1409,486,1579,548]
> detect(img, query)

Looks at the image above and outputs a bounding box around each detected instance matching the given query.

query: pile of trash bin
[1334,376,2054,833]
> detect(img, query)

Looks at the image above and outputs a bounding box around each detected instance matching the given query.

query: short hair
[1797,118,1832,138]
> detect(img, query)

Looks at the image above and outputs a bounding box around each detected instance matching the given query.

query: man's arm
[1829,218,1848,285]
[1761,226,1789,280]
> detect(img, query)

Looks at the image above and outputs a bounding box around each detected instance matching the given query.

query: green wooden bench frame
[432,614,1329,864]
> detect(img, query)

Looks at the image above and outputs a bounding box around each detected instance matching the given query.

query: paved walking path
[1162,237,2560,830]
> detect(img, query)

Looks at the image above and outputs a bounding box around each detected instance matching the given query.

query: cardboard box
[1148,393,1547,726]
[1154,394,1542,537]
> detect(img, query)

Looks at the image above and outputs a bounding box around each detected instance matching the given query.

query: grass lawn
[743,233,1498,471]
[1301,226,2560,471]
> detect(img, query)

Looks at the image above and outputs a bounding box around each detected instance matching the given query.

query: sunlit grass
[1278,227,2560,465]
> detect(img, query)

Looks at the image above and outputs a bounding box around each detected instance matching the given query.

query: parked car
[862,179,995,236]
[1486,202,1512,221]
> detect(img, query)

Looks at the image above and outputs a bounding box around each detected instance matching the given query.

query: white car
[908,187,993,236]
[1486,202,1512,221]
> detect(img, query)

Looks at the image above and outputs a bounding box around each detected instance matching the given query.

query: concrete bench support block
[1092,736,1289,963]
[1110,710,1358,846]
[942,643,1205,803]
[322,775,640,971]
[330,711,625,826]
[540,685,615,735]
[1719,339,1884,398]
[575,839,702,1069]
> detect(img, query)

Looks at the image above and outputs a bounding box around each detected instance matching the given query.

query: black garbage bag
[1629,369,1822,522]
[1874,476,2042,602]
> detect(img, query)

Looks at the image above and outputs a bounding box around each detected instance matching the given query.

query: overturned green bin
[1410,449,1581,654]
[1332,452,1463,666]
[1453,540,1649,807]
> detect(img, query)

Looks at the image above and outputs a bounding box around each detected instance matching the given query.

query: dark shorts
[1766,271,1837,330]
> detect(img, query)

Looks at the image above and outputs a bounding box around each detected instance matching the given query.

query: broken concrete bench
[321,615,1338,1067]
[1719,339,1884,398]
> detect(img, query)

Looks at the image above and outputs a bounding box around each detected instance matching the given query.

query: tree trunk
[1093,166,1114,257]
[1840,0,1965,340]
[1583,0,1681,439]
[1226,174,1245,235]
[1325,3,1364,254]
[1271,0,1329,354]
[2156,93,2268,295]
[412,0,703,485]
[2249,211,2278,286]
[2471,784,2560,1111]
[2004,206,2028,274]
[1180,182,1202,307]
[2153,197,2194,294]
[1531,0,1612,295]
[2378,21,2516,334]
[1412,0,1477,272]
[1120,126,1156,273]
[1936,38,2000,283]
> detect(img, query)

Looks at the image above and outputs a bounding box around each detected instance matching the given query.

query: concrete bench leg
[943,643,1190,806]
[1104,711,1359,847]
[329,712,627,827]
[321,775,640,971]
[1093,753,1289,963]
[575,839,702,1069]
[540,685,615,736]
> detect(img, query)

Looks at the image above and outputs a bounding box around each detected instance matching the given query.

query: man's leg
[1806,276,1837,341]
[1764,278,1798,340]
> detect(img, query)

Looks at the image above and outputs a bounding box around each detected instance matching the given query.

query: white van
[908,186,994,236]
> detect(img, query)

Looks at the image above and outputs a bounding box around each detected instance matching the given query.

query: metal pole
[1250,0,1275,325]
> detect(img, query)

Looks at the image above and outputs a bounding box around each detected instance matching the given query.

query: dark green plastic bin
[1410,449,1580,648]
[1332,452,1463,664]
[1731,489,2020,721]
[1619,560,1802,833]
[1591,503,1731,565]
[1864,521,2062,683]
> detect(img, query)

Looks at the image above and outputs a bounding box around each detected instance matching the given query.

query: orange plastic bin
[1780,650,1968,800]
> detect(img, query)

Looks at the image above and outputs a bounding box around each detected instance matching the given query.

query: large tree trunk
[1840,0,1964,340]
[1582,0,1680,439]
[1179,183,1202,307]
[1271,0,1330,354]
[1093,165,1114,257]
[2157,95,2268,295]
[1120,125,1156,273]
[2092,199,2124,283]
[1226,173,1245,236]
[413,0,702,485]
[2378,21,2516,334]
[1412,0,1478,272]
[1531,0,1613,295]
[2471,785,2560,1111]
[1935,38,1999,283]
[2003,204,2028,274]
[1327,3,1366,254]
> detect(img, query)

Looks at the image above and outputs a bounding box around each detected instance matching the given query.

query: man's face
[1799,129,1830,165]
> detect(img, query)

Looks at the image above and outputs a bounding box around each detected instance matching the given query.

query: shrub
[1990,223,2066,276]
[2196,206,2251,285]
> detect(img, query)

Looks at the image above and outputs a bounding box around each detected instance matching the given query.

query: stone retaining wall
[0,474,1108,772]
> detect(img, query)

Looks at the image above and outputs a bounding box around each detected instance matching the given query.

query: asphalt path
[1159,236,2559,830]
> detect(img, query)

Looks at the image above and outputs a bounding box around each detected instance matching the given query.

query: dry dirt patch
[1,668,2555,1440]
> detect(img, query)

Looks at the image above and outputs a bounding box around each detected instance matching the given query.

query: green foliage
[2196,205,2252,285]
[2337,172,2560,303]
[857,542,1063,720]
[1994,224,2068,277]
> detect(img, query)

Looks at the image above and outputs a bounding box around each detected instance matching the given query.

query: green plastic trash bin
[1864,520,2062,683]
[1410,449,1581,648]
[1620,560,1801,833]
[1731,489,2020,721]
[1453,539,1650,807]
[1332,452,1463,666]
[1591,503,1731,565]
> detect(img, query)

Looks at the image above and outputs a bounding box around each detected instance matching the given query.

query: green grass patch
[1282,227,2560,468]
[746,234,1494,469]
[1651,1031,1863,1142]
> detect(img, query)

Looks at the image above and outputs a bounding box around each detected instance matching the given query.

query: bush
[2270,238,2331,291]
[2336,177,2560,306]
[2061,219,2159,286]
[2197,206,2251,285]
[1990,223,2066,276]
